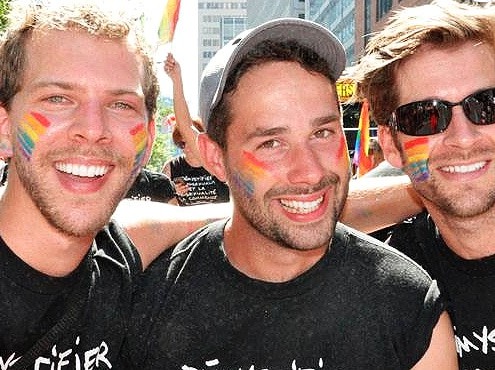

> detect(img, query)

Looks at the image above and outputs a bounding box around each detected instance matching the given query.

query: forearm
[341,175,424,233]
[113,200,231,269]
[171,74,202,158]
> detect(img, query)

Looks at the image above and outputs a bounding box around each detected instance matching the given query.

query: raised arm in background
[164,53,202,159]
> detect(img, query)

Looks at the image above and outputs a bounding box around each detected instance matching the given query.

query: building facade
[198,1,248,78]
[354,0,431,62]
[247,0,306,28]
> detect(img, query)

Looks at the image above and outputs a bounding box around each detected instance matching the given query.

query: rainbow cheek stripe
[17,112,51,160]
[338,135,350,166]
[130,123,147,174]
[404,137,430,182]
[233,151,271,198]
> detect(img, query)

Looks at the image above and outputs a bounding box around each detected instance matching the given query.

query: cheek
[17,112,51,160]
[403,137,430,182]
[130,123,148,173]
[231,151,276,198]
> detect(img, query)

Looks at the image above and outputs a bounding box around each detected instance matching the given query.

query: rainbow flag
[158,0,181,44]
[352,99,373,177]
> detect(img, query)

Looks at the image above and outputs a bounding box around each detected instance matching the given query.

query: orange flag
[352,99,373,177]
[158,0,181,44]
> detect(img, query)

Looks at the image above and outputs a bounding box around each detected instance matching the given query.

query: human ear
[197,133,227,182]
[378,125,402,168]
[0,107,14,158]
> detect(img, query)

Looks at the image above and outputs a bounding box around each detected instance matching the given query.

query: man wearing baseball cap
[126,18,457,369]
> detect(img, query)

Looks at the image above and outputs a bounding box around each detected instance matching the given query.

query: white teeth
[441,161,486,174]
[280,196,323,214]
[55,162,108,177]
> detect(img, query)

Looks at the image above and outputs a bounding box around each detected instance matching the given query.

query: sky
[140,0,199,114]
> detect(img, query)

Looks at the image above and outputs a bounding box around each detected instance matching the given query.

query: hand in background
[164,52,181,83]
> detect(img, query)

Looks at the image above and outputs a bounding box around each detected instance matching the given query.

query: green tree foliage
[0,0,10,32]
[146,101,177,172]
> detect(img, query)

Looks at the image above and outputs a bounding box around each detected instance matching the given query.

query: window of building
[364,0,372,45]
[376,0,392,21]
[221,17,247,46]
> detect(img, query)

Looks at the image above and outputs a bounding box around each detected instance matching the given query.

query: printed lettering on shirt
[181,357,324,370]
[455,325,495,359]
[0,339,112,370]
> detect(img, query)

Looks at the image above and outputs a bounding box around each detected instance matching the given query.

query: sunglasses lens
[395,101,450,136]
[391,88,495,136]
[464,89,495,125]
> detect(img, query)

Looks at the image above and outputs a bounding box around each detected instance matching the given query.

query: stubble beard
[396,140,495,218]
[228,171,347,251]
[14,151,135,238]
[415,175,495,218]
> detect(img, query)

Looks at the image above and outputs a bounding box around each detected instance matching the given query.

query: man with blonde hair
[0,1,205,367]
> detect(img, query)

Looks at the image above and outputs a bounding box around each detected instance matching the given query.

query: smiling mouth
[440,161,486,174]
[279,196,324,214]
[55,162,109,178]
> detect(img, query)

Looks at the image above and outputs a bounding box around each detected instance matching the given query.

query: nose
[68,101,112,144]
[286,144,325,186]
[443,105,482,148]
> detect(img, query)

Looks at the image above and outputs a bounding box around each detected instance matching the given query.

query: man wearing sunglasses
[354,1,495,368]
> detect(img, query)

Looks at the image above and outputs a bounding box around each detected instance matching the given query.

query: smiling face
[381,42,495,218]
[4,29,154,237]
[202,61,349,251]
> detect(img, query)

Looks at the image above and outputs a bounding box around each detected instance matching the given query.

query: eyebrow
[245,113,341,141]
[312,113,341,126]
[31,81,143,97]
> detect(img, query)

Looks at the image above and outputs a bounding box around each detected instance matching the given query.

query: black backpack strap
[10,258,93,369]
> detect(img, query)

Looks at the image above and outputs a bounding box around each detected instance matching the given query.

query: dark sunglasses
[389,87,495,136]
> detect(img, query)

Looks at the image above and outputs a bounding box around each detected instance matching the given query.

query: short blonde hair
[0,0,159,117]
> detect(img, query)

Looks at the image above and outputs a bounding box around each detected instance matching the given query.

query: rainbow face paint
[232,151,272,198]
[337,135,350,165]
[403,137,430,182]
[17,112,50,160]
[130,123,148,175]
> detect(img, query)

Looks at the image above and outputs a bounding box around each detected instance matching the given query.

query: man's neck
[425,203,495,260]
[223,216,327,283]
[0,185,94,277]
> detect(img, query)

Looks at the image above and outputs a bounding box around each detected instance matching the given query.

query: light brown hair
[354,0,495,126]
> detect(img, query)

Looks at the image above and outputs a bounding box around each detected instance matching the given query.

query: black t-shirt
[128,220,444,369]
[125,168,175,202]
[389,212,495,370]
[169,155,230,206]
[0,222,142,369]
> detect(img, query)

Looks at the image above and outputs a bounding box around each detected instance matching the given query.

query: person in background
[125,167,175,202]
[354,0,495,367]
[126,18,457,369]
[368,136,384,170]
[162,53,230,206]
